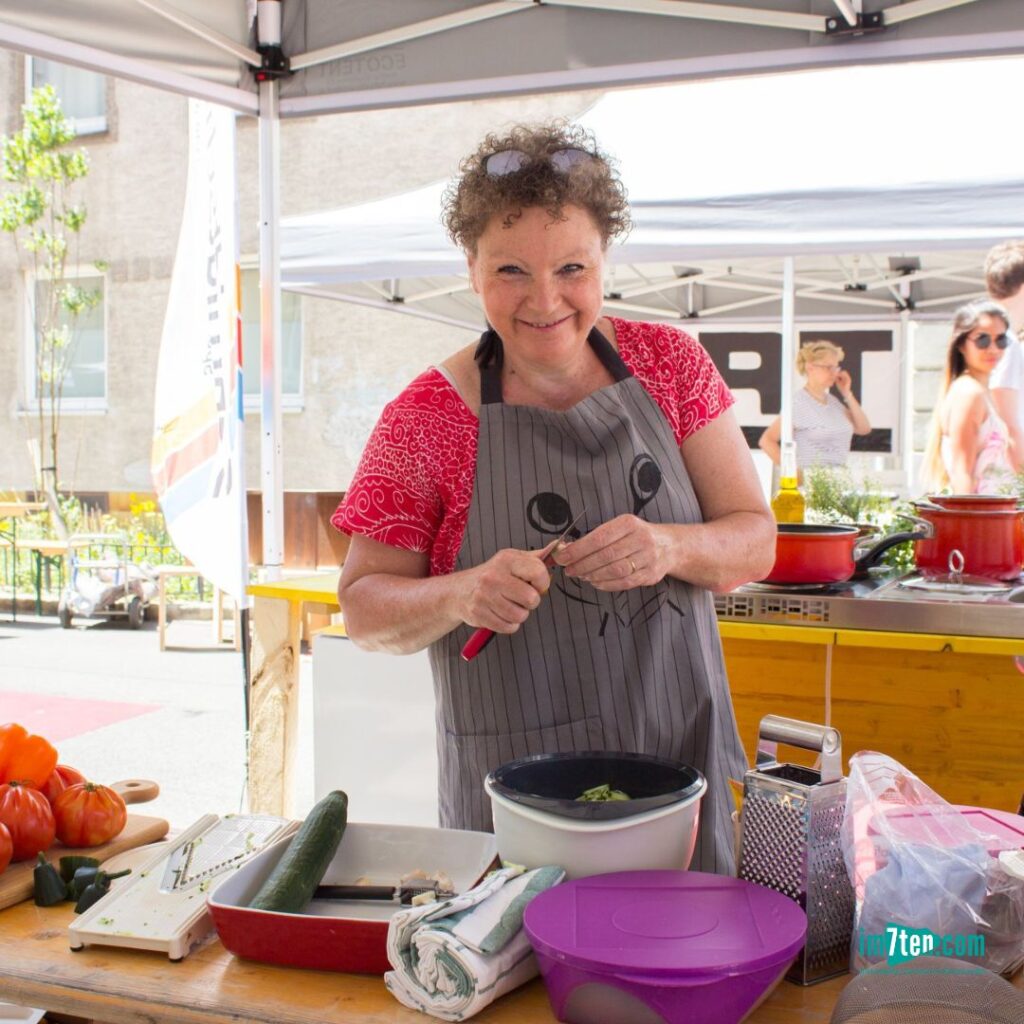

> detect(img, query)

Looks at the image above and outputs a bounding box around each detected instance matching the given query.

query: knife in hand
[460,508,587,662]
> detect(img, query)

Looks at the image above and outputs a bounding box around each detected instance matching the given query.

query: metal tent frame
[0,0,1021,566]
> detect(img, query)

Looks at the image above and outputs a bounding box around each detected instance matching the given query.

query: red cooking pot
[912,499,1024,581]
[762,522,932,586]
[928,494,1022,513]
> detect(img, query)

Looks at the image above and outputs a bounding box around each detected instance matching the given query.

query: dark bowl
[486,750,705,821]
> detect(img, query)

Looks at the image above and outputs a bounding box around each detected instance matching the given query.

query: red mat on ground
[0,690,158,742]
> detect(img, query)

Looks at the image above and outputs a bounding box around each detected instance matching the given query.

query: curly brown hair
[442,121,631,254]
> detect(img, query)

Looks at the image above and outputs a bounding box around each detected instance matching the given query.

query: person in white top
[986,241,1024,472]
[758,340,872,471]
[922,300,1015,495]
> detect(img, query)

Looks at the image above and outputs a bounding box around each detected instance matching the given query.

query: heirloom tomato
[0,822,12,874]
[53,782,127,848]
[0,781,56,860]
[40,763,88,805]
[0,722,58,787]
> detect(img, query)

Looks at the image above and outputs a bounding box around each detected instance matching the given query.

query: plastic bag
[842,751,1024,976]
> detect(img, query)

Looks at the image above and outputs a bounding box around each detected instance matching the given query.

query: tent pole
[779,256,795,446]
[258,77,284,581]
[900,306,915,492]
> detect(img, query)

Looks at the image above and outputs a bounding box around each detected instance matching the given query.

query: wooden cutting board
[0,779,169,911]
[0,812,170,910]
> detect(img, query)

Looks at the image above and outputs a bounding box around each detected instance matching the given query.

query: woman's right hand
[456,545,555,634]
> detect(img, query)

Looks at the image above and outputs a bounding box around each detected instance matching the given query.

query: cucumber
[248,790,348,913]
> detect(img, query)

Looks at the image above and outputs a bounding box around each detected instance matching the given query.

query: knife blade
[460,508,587,662]
[314,881,455,904]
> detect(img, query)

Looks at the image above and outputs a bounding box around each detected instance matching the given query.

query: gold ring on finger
[629,558,637,574]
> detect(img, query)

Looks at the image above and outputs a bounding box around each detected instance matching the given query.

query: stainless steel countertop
[714,570,1024,640]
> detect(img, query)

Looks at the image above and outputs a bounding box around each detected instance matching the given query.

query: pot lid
[901,550,1016,594]
[522,870,806,977]
[927,493,1022,507]
[899,575,1012,595]
[913,500,1023,517]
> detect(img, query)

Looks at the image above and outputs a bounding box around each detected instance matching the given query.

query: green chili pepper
[59,855,101,883]
[69,866,100,899]
[33,853,68,907]
[74,868,131,914]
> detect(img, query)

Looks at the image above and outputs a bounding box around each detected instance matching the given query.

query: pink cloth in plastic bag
[842,751,1024,976]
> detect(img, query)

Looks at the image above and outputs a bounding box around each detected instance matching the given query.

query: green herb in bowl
[577,783,630,802]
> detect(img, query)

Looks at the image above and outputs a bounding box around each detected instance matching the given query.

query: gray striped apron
[428,327,748,874]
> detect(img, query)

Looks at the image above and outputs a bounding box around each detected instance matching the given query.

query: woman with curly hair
[332,122,775,874]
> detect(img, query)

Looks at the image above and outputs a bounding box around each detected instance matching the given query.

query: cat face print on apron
[428,327,747,874]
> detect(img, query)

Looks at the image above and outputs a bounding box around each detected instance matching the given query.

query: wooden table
[156,565,240,652]
[720,621,1024,812]
[13,537,92,616]
[247,572,341,817]
[0,898,854,1024]
[0,500,47,620]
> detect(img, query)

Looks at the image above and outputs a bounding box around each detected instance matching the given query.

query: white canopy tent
[1,0,1023,567]
[279,56,1024,474]
[280,57,1024,329]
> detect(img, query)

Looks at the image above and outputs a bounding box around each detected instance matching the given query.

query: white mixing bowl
[484,772,707,880]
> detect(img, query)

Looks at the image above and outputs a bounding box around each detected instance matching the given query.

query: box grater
[737,715,853,985]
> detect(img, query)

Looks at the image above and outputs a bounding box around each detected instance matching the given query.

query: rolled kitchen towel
[384,864,565,1021]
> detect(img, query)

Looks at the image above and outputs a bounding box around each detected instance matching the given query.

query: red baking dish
[208,822,497,974]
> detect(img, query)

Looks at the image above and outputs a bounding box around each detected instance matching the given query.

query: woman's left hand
[551,514,669,591]
[835,369,853,398]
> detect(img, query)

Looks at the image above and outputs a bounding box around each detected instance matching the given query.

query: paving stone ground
[0,613,315,828]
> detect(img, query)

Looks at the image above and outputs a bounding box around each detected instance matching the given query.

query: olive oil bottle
[771,441,805,523]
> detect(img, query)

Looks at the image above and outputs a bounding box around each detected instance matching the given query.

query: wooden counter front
[722,630,1024,812]
[1,898,851,1024]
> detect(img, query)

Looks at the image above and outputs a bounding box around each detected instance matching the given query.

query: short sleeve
[331,370,475,559]
[991,335,1023,392]
[612,317,734,446]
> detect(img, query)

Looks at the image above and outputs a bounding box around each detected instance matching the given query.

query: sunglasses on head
[966,332,1010,350]
[484,147,595,177]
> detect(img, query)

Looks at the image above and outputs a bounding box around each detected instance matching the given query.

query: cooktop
[714,570,1024,640]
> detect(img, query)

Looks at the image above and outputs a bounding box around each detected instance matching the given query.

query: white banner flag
[151,100,249,604]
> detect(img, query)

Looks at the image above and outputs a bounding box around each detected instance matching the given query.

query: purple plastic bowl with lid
[523,870,807,1024]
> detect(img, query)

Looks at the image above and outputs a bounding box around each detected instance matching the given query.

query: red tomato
[0,781,56,860]
[52,782,127,848]
[0,822,12,874]
[40,764,88,805]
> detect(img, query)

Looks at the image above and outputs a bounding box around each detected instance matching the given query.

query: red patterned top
[332,317,734,576]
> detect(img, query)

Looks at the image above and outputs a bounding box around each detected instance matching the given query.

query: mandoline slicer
[68,813,297,960]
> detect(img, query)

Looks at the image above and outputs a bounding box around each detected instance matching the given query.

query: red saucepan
[762,521,933,586]
[912,498,1024,581]
[927,494,1022,513]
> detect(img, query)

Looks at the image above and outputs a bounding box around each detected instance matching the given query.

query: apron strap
[478,325,632,405]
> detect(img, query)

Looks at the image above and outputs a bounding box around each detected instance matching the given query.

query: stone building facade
[0,54,985,508]
[0,54,593,500]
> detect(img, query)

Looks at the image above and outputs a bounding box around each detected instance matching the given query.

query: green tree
[0,85,103,535]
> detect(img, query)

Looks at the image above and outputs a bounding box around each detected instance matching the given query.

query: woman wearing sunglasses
[333,122,775,874]
[922,300,1015,494]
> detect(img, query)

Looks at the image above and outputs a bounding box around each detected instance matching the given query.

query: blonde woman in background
[923,300,1014,495]
[759,340,872,470]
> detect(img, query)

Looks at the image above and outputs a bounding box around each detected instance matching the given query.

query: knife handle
[461,627,496,662]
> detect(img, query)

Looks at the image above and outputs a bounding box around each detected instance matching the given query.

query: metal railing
[0,541,210,601]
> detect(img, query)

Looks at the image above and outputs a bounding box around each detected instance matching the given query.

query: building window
[241,269,303,407]
[29,58,107,135]
[27,273,107,411]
